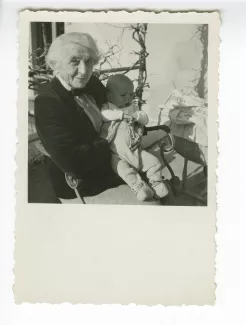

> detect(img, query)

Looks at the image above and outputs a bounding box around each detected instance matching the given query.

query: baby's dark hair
[106,74,133,93]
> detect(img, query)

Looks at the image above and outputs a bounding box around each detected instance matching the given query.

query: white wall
[145,24,202,109]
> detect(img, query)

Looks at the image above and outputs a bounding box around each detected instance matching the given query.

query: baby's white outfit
[100,102,165,192]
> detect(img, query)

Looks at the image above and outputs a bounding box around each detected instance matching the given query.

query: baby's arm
[101,104,124,122]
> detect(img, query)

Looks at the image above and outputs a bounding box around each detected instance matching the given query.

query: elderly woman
[35,32,123,203]
[35,32,164,205]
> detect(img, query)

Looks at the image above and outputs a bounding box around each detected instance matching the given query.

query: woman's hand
[95,137,109,146]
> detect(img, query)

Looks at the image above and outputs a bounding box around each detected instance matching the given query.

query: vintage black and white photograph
[27,19,210,206]
[15,10,219,305]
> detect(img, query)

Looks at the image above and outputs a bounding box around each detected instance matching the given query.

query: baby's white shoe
[131,181,154,201]
[149,179,169,198]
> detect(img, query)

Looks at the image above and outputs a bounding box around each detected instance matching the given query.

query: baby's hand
[123,112,133,122]
[126,111,138,120]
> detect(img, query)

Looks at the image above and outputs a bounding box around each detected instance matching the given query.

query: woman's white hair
[46,32,100,71]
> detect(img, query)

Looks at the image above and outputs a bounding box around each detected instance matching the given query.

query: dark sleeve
[86,75,107,108]
[35,95,111,178]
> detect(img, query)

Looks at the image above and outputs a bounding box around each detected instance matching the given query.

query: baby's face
[108,81,134,108]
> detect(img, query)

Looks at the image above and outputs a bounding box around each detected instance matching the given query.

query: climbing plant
[28,23,149,109]
[195,24,208,99]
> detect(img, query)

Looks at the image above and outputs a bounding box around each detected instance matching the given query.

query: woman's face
[57,43,95,89]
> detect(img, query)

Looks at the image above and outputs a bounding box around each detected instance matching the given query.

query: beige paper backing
[15,10,220,305]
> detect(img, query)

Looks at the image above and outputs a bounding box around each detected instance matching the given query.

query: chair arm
[65,174,85,203]
[158,132,175,153]
[65,173,81,189]
[143,124,175,153]
[143,124,171,135]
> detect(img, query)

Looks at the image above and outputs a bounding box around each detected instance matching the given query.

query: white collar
[107,102,134,111]
[56,74,72,91]
[107,102,118,110]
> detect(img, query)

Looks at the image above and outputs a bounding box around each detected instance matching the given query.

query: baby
[100,74,169,201]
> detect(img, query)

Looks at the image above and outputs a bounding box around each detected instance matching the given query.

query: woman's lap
[45,157,161,205]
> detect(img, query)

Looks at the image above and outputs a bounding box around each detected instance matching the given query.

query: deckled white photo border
[14,10,219,305]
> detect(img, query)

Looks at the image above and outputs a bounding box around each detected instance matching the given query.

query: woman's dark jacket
[34,75,119,199]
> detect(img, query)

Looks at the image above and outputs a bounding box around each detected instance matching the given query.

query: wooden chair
[161,136,207,205]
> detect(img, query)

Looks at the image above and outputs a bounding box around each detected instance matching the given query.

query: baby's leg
[111,154,154,201]
[140,150,163,181]
[110,121,141,170]
[140,150,168,198]
[111,154,138,186]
